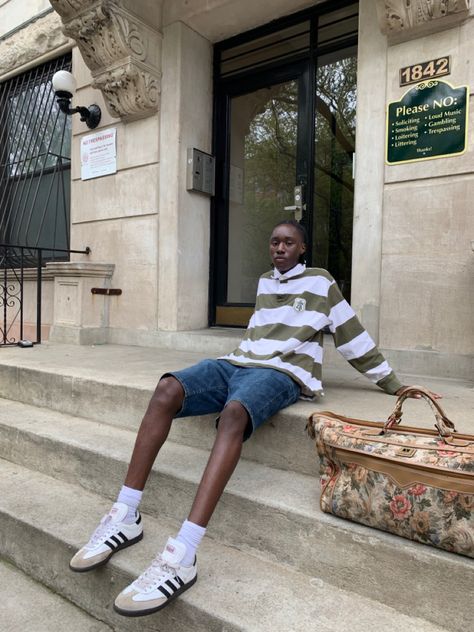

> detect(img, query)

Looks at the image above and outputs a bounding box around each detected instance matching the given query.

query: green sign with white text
[386,80,468,165]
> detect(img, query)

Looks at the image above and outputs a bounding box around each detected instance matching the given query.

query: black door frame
[210,0,358,326]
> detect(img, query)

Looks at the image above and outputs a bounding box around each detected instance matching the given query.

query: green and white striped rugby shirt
[222,263,402,398]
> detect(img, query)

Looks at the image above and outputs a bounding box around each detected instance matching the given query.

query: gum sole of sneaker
[113,574,198,617]
[69,532,144,573]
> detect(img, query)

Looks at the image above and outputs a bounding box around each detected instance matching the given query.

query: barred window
[0,54,72,262]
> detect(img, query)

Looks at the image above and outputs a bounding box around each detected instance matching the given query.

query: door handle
[284,185,305,221]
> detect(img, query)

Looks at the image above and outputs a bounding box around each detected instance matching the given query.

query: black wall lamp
[52,70,101,129]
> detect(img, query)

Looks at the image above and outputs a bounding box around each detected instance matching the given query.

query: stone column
[373,0,474,378]
[46,262,115,344]
[350,0,388,341]
[352,0,471,345]
[157,21,213,330]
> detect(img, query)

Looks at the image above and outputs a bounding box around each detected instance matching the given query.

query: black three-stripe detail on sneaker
[136,514,142,525]
[70,531,143,573]
[157,577,182,599]
[104,539,117,550]
[158,585,171,598]
[105,533,128,550]
[166,579,182,591]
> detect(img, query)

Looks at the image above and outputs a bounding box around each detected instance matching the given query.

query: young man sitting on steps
[70,219,440,617]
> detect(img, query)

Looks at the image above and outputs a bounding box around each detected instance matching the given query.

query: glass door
[214,64,311,326]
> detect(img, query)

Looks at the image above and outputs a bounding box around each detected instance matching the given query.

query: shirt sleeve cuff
[376,371,403,395]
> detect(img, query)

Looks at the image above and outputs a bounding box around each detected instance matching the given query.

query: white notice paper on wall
[81,128,117,180]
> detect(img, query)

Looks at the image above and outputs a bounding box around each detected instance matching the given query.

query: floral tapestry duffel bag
[307,386,474,558]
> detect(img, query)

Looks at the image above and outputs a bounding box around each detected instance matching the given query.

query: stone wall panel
[384,17,474,183]
[0,10,71,79]
[70,164,159,224]
[0,0,51,39]
[380,176,474,355]
[71,217,158,330]
[162,0,321,42]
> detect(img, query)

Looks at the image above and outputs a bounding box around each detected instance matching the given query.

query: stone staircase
[2,557,113,632]
[0,339,472,631]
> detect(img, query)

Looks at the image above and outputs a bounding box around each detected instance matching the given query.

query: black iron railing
[0,244,90,346]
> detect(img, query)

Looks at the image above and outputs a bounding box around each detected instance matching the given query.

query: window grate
[0,54,72,264]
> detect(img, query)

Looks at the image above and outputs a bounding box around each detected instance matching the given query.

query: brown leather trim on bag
[309,412,474,443]
[332,447,474,494]
[444,436,474,448]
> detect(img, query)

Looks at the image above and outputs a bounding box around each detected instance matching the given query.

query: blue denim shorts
[164,359,300,441]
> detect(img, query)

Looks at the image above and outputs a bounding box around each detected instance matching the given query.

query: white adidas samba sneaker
[70,502,143,572]
[114,537,197,617]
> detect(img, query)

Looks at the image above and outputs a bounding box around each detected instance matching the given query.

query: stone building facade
[0,0,473,380]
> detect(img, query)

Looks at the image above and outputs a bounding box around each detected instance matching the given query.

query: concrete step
[0,397,317,575]
[109,326,246,355]
[108,326,343,364]
[0,458,451,632]
[1,342,472,477]
[0,397,472,630]
[1,557,113,632]
[0,342,317,475]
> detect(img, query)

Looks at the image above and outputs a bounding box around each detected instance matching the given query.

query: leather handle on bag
[383,385,456,439]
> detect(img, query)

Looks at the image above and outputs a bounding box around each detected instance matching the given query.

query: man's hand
[395,386,442,400]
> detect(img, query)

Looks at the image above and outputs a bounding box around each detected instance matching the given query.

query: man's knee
[150,376,184,414]
[217,401,250,439]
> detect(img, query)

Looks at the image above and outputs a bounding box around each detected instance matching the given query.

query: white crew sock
[117,485,143,524]
[176,519,206,566]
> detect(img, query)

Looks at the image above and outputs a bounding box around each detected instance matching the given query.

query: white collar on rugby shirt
[271,263,306,281]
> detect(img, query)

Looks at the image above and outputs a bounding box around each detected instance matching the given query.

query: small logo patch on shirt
[293,298,306,312]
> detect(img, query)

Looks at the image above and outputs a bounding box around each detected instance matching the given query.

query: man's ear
[300,242,307,255]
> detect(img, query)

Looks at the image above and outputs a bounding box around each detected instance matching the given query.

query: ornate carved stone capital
[376,0,471,39]
[49,1,162,121]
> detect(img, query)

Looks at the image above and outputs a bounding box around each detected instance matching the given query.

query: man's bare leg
[113,398,249,616]
[188,400,249,527]
[69,376,186,573]
[123,376,249,526]
[71,374,248,582]
[123,376,185,490]
[124,394,249,560]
